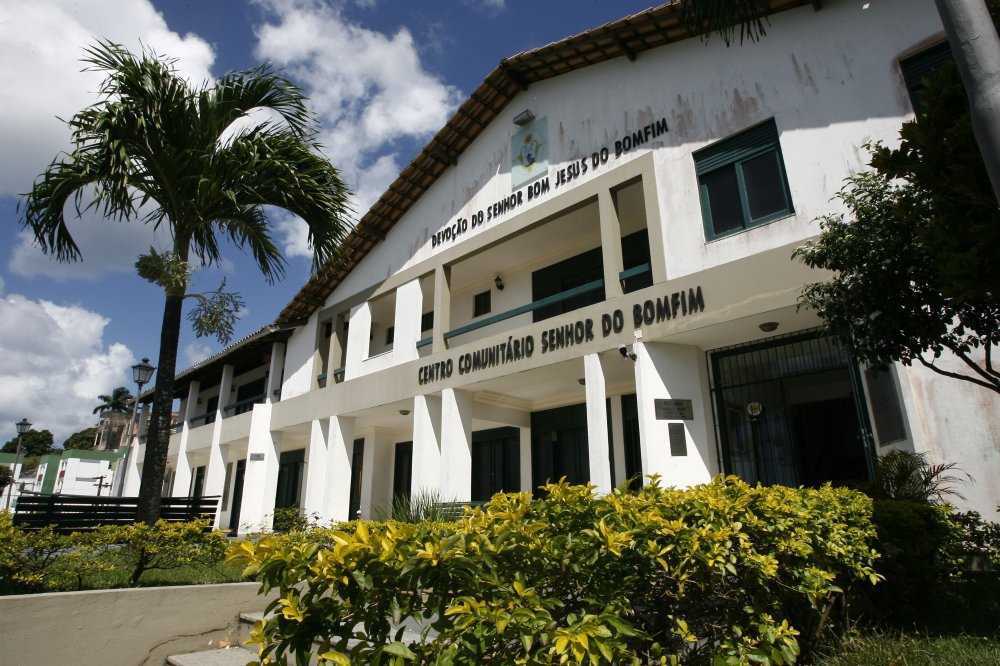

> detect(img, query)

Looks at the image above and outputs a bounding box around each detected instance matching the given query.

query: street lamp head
[15,418,32,435]
[132,358,156,387]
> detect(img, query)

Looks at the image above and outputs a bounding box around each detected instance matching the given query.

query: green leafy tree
[20,42,351,522]
[794,29,1000,396]
[62,428,99,451]
[1,430,55,457]
[92,386,133,414]
[0,467,12,495]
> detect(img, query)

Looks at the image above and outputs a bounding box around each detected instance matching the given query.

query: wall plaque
[668,423,688,456]
[249,453,265,462]
[655,399,694,420]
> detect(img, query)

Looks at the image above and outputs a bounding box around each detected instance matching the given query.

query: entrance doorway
[709,331,873,487]
[471,427,520,501]
[531,403,590,490]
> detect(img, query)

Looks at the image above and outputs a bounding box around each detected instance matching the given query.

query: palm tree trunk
[934,0,1000,202]
[136,289,185,523]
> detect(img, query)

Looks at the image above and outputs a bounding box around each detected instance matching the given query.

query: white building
[123,0,1000,532]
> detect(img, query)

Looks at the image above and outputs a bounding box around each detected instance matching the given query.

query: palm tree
[866,449,971,504]
[20,41,351,522]
[92,386,133,414]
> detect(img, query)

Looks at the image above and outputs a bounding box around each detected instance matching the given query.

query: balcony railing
[223,393,266,416]
[444,278,604,341]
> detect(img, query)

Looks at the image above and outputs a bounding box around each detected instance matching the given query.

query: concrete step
[166,646,258,666]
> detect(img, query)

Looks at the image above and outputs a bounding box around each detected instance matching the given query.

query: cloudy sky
[0,0,657,444]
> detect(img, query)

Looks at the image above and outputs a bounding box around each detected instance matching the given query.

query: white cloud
[463,0,507,12]
[0,0,215,279]
[182,342,215,367]
[0,294,135,444]
[252,0,462,237]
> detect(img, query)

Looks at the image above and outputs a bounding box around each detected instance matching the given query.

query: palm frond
[677,0,771,46]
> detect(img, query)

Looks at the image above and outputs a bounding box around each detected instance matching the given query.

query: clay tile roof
[278,0,814,324]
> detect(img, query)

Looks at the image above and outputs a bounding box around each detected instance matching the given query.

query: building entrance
[710,332,873,488]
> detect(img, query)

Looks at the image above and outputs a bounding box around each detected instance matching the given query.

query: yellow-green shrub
[230,477,881,665]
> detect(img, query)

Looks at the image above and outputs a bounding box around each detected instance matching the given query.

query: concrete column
[598,189,625,299]
[327,313,347,384]
[633,341,714,488]
[412,394,442,496]
[641,176,669,284]
[394,279,424,363]
[203,366,234,527]
[301,419,329,520]
[519,427,533,492]
[235,404,281,534]
[608,395,627,487]
[433,265,452,353]
[345,302,372,380]
[267,343,286,403]
[440,388,473,502]
[325,415,355,522]
[366,429,395,518]
[584,353,613,494]
[172,381,200,496]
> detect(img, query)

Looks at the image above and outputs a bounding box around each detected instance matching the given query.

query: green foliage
[85,519,228,587]
[230,477,881,664]
[186,279,246,345]
[0,515,229,593]
[865,449,970,504]
[377,489,459,524]
[815,631,1000,666]
[92,386,134,414]
[794,9,1000,395]
[135,248,194,294]
[865,499,1000,632]
[271,506,322,534]
[1,430,55,456]
[62,427,99,450]
[0,467,11,492]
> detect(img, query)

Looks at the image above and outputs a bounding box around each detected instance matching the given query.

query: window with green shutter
[900,41,952,115]
[694,118,793,241]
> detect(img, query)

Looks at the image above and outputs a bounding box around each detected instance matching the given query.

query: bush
[0,514,229,593]
[230,477,881,664]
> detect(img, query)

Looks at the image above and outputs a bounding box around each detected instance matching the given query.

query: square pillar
[394,279,424,363]
[344,302,372,380]
[519,427,532,492]
[433,265,452,353]
[324,415,355,522]
[172,381,200,496]
[608,395,627,487]
[267,343,286,403]
[203,365,234,527]
[634,341,714,488]
[366,429,395,518]
[598,189,625,300]
[235,404,281,534]
[584,353,613,494]
[440,388,473,502]
[412,394,442,496]
[301,419,329,520]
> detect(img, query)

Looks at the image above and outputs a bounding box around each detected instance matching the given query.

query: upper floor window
[694,119,792,241]
[900,42,952,115]
[473,291,491,318]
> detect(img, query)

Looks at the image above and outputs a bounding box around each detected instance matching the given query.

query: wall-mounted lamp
[494,275,504,291]
[758,322,779,333]
[399,409,411,416]
[513,109,535,127]
[577,378,586,386]
[618,344,638,362]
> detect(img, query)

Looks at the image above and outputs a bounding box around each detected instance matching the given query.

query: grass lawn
[816,632,1000,665]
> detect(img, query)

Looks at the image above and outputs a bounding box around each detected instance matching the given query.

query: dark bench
[434,500,487,520]
[12,493,220,533]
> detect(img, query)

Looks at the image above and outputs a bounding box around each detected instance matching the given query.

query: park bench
[11,493,220,533]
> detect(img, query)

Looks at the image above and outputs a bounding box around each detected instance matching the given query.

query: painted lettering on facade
[430,116,668,249]
[416,285,705,384]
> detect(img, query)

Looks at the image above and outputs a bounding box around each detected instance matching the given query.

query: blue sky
[0,0,659,443]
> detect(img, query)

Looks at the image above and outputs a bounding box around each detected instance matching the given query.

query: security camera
[618,344,637,361]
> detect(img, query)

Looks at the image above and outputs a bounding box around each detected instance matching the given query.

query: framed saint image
[511,117,548,190]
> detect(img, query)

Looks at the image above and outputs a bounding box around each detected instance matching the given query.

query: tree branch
[916,354,1000,394]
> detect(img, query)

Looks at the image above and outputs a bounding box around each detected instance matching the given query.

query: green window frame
[694,118,793,241]
[899,42,952,116]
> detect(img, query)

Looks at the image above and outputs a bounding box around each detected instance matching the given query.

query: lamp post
[4,418,32,510]
[114,358,156,496]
